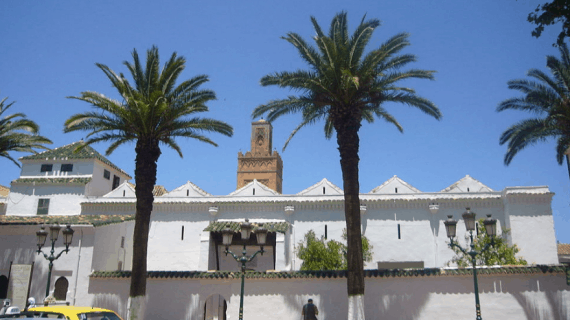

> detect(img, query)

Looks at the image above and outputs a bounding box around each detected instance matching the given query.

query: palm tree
[252,12,440,319]
[0,95,52,167]
[65,46,233,319]
[497,42,570,179]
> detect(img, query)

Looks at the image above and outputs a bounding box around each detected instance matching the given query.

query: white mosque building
[0,120,566,320]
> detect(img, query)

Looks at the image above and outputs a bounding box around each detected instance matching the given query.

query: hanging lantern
[483,214,497,237]
[36,226,48,249]
[222,224,234,246]
[255,224,268,245]
[49,224,61,242]
[240,219,252,240]
[462,208,476,231]
[62,225,74,247]
[444,215,458,238]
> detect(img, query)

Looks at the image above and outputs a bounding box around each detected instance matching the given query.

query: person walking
[301,298,318,320]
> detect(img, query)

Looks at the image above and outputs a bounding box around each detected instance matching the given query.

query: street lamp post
[221,219,268,320]
[444,208,497,320]
[36,224,74,299]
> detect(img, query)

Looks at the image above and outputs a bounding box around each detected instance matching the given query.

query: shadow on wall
[88,279,129,320]
[86,271,570,320]
[92,294,125,317]
[243,278,349,319]
[505,275,569,320]
[365,277,431,319]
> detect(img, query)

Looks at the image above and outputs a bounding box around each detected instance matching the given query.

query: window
[120,236,125,248]
[61,164,73,172]
[103,169,110,180]
[398,224,401,239]
[37,199,50,215]
[53,277,68,301]
[112,175,120,189]
[41,164,53,172]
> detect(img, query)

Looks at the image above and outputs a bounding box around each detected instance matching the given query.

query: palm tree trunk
[566,154,570,181]
[335,116,365,320]
[127,139,161,320]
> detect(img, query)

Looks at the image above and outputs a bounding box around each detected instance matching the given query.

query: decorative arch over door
[203,293,227,320]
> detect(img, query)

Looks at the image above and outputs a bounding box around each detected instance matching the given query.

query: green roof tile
[0,214,135,226]
[20,142,131,178]
[12,177,92,185]
[90,265,568,280]
[204,221,290,233]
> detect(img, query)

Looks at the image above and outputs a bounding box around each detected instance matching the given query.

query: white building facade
[0,123,567,319]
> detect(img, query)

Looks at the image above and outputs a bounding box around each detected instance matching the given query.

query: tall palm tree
[65,46,233,319]
[497,42,570,179]
[252,12,440,319]
[0,96,52,167]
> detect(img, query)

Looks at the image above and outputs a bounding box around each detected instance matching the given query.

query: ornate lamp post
[444,208,497,320]
[221,219,268,320]
[36,224,74,299]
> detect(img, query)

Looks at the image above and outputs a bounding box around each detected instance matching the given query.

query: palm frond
[255,12,438,154]
[0,95,51,167]
[499,118,558,164]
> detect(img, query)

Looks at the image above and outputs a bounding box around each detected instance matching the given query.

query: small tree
[448,219,527,267]
[297,229,373,270]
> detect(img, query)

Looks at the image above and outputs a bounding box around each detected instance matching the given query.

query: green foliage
[297,229,373,270]
[0,95,52,167]
[253,11,439,297]
[527,0,570,46]
[65,46,233,156]
[65,46,233,302]
[252,11,441,150]
[449,219,527,267]
[497,42,570,167]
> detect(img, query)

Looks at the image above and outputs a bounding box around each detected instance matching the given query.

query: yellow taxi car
[27,306,123,320]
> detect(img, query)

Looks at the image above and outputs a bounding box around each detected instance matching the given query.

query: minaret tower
[237,119,283,193]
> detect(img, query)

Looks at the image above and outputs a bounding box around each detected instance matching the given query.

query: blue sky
[1,1,569,244]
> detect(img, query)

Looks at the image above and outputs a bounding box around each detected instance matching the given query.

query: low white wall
[87,269,570,320]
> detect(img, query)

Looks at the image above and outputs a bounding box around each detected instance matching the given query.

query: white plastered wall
[6,185,87,216]
[92,222,134,272]
[0,225,94,306]
[88,160,131,197]
[505,194,558,264]
[86,271,570,320]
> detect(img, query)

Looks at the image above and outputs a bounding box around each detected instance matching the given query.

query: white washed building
[0,122,567,320]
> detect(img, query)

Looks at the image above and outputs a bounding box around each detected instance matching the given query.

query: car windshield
[78,312,121,320]
[23,313,66,319]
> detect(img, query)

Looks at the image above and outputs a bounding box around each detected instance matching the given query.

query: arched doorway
[0,275,8,299]
[53,277,68,300]
[203,294,227,320]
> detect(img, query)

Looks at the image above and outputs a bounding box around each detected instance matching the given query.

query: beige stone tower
[237,119,283,193]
